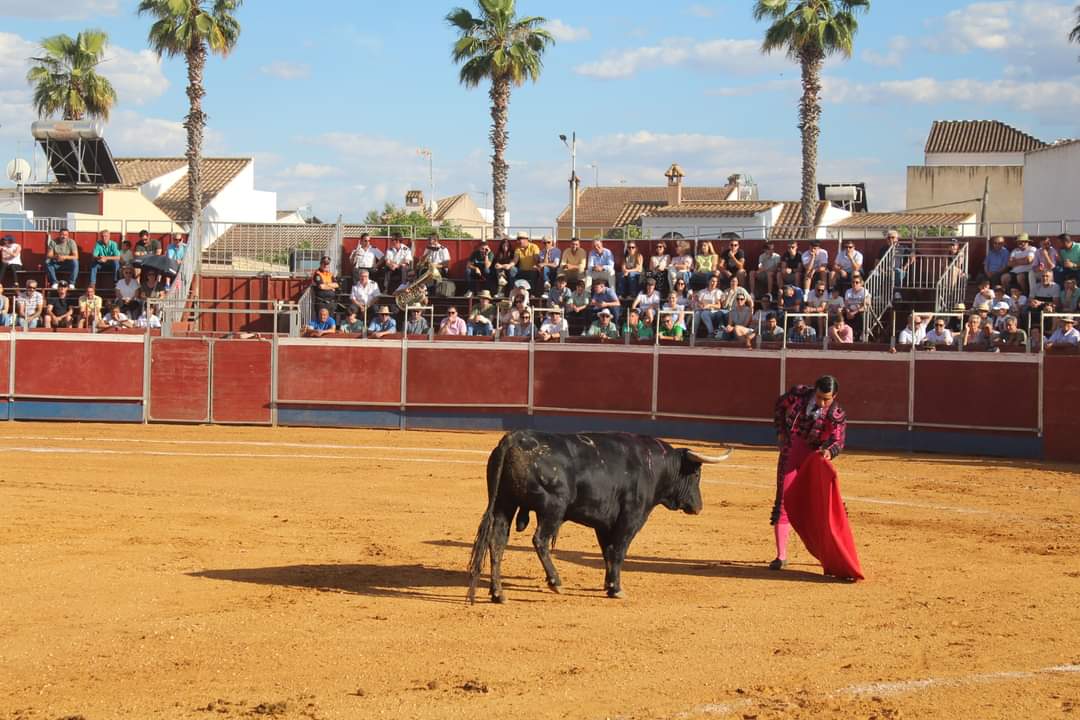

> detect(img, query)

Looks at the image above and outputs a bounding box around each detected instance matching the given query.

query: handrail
[934,243,969,313]
[862,241,896,342]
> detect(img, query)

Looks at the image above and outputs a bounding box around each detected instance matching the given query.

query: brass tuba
[393,258,441,311]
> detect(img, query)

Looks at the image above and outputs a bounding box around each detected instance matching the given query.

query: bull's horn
[687,448,732,464]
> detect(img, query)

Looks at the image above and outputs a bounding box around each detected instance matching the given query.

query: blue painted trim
[846,427,1041,459]
[12,400,143,423]
[277,408,402,429]
[0,401,9,421]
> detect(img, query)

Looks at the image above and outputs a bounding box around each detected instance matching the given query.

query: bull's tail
[466,434,510,604]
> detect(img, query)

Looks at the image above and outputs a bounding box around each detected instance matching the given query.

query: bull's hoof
[606,588,625,599]
[490,592,506,604]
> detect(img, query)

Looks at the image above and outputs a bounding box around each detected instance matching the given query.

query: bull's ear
[686,448,732,464]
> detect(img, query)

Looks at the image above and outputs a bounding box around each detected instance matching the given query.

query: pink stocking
[774,522,791,561]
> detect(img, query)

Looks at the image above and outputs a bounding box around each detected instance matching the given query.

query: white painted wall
[1024,141,1080,225]
[925,152,1025,167]
[141,166,186,202]
[641,213,770,240]
[199,162,279,248]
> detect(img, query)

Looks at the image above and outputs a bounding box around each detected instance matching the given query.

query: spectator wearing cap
[801,239,829,293]
[831,240,864,292]
[513,232,542,290]
[996,315,1027,348]
[383,233,412,290]
[468,290,497,336]
[752,240,780,298]
[923,318,954,347]
[558,237,587,285]
[1055,233,1080,285]
[78,285,103,328]
[1059,277,1079,312]
[304,306,336,337]
[421,234,452,294]
[45,228,79,288]
[828,315,853,344]
[1,234,23,286]
[15,280,44,329]
[509,279,531,307]
[982,236,1010,286]
[340,309,365,334]
[89,230,121,286]
[349,268,380,317]
[1007,233,1036,293]
[367,305,397,338]
[438,307,467,335]
[405,308,429,336]
[538,307,567,340]
[45,282,76,329]
[311,256,339,312]
[618,241,643,299]
[537,236,562,290]
[586,238,616,290]
[349,233,385,282]
[621,307,653,341]
[586,308,619,339]
[787,316,817,345]
[1045,316,1079,349]
[693,274,726,338]
[990,301,1011,333]
[588,277,620,324]
[898,313,928,346]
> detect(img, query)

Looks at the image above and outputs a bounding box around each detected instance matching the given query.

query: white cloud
[259,61,312,81]
[0,0,119,20]
[824,74,1080,112]
[545,19,591,43]
[283,163,343,179]
[575,38,784,79]
[686,4,716,18]
[101,46,169,104]
[862,36,911,68]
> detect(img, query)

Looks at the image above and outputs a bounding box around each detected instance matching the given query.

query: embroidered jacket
[773,384,847,459]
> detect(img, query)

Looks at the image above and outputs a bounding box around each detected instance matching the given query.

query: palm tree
[447,0,554,238]
[26,30,118,121]
[137,0,242,226]
[1070,5,1080,51]
[753,0,870,230]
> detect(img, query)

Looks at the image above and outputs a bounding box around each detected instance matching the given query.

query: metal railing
[201,221,335,275]
[935,242,969,314]
[862,241,896,342]
[155,217,199,337]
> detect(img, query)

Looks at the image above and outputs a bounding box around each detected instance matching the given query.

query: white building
[1023,140,1080,231]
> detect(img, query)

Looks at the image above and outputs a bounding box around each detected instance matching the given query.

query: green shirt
[623,321,654,340]
[48,238,77,258]
[659,323,684,340]
[93,240,120,258]
[1060,242,1080,267]
[586,321,619,339]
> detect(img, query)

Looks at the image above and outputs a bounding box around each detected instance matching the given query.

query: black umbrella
[135,254,180,278]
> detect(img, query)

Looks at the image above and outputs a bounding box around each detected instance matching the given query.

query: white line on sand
[0,435,490,455]
[839,663,1080,697]
[0,446,478,464]
[703,478,991,515]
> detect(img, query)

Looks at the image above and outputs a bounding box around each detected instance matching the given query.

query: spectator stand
[1040,312,1080,354]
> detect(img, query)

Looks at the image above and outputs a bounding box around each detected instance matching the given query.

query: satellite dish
[6,158,31,184]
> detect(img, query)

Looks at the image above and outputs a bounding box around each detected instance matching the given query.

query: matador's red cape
[785,453,864,581]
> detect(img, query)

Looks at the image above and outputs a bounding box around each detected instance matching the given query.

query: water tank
[824,185,859,203]
[31,120,105,141]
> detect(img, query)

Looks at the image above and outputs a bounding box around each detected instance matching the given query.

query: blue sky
[1,0,1078,224]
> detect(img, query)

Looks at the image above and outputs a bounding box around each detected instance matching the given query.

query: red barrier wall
[406,345,527,407]
[196,276,307,333]
[533,348,652,414]
[149,338,210,422]
[657,353,780,420]
[277,343,402,406]
[1042,355,1080,462]
[0,335,10,396]
[13,337,143,399]
[913,357,1039,429]
[786,354,910,424]
[211,340,271,423]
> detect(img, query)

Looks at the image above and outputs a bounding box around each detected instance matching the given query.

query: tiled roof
[770,201,830,239]
[612,201,665,227]
[557,184,736,226]
[832,212,975,228]
[1025,137,1080,156]
[433,193,467,221]
[925,121,1046,154]
[644,201,778,219]
[113,158,186,189]
[154,158,250,222]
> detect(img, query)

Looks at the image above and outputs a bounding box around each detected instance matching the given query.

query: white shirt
[350,244,384,269]
[835,249,863,273]
[115,278,140,302]
[1032,279,1060,302]
[844,287,868,311]
[540,318,568,335]
[1009,247,1036,273]
[1048,327,1080,345]
[695,287,723,310]
[1,242,22,265]
[805,289,829,308]
[424,245,451,267]
[103,312,129,327]
[136,313,162,328]
[634,290,661,312]
[899,323,927,345]
[924,327,953,345]
[350,280,381,307]
[385,244,412,267]
[801,247,829,270]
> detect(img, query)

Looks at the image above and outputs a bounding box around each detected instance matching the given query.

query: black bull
[466,431,730,603]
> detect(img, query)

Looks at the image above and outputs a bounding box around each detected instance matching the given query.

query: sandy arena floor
[0,422,1078,719]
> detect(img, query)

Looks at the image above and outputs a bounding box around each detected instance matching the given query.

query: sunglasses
[447,310,457,315]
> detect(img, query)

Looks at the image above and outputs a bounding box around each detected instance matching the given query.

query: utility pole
[418,148,434,216]
[560,132,577,236]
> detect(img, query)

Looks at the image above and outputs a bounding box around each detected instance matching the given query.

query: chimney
[664,163,684,206]
[405,190,424,212]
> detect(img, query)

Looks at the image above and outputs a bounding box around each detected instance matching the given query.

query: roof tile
[925,120,1046,154]
[832,212,975,228]
[557,184,736,227]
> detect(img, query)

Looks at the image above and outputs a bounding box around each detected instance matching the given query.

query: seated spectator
[304,306,336,337]
[658,312,685,342]
[1007,233,1036,293]
[558,237,587,285]
[44,282,76,329]
[992,284,1012,312]
[89,230,121,287]
[1055,233,1079,285]
[693,274,726,337]
[780,284,804,321]
[492,237,517,292]
[661,291,688,330]
[115,265,141,318]
[349,233,385,282]
[537,236,561,290]
[98,302,133,331]
[513,232,542,290]
[960,314,996,350]
[804,279,829,335]
[720,294,754,345]
[972,279,994,311]
[801,239,829,292]
[760,314,785,342]
[139,270,166,311]
[982,235,1010,285]
[828,315,853,344]
[133,237,149,268]
[646,241,671,294]
[990,301,1011,333]
[438,307,467,336]
[1009,286,1029,319]
[898,313,928,346]
[0,283,9,327]
[1059,277,1079,312]
[621,307,653,341]
[45,228,79,288]
[566,278,590,328]
[383,233,413,291]
[311,256,339,312]
[135,304,161,329]
[1029,326,1043,352]
[118,240,134,270]
[718,237,747,288]
[996,315,1027,348]
[1032,236,1059,290]
[340,309,365,334]
[469,290,497,336]
[831,240,863,292]
[1029,270,1060,325]
[498,296,527,336]
[422,234,454,297]
[826,287,844,321]
[506,309,535,338]
[880,228,913,287]
[787,316,817,344]
[843,276,869,339]
[585,308,619,340]
[350,268,381,317]
[776,240,802,291]
[588,278,620,323]
[752,240,780,298]
[586,239,616,290]
[1045,316,1079,349]
[538,308,567,341]
[691,240,719,289]
[15,280,45,330]
[667,240,695,290]
[508,279,531,307]
[368,305,397,338]
[78,284,103,329]
[751,294,776,333]
[672,276,691,303]
[617,241,643,299]
[547,275,571,309]
[722,276,753,312]
[0,234,23,286]
[405,308,430,336]
[167,232,187,262]
[923,318,954,347]
[465,239,493,297]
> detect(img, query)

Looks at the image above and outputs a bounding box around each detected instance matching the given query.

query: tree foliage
[26,30,118,121]
[362,204,471,239]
